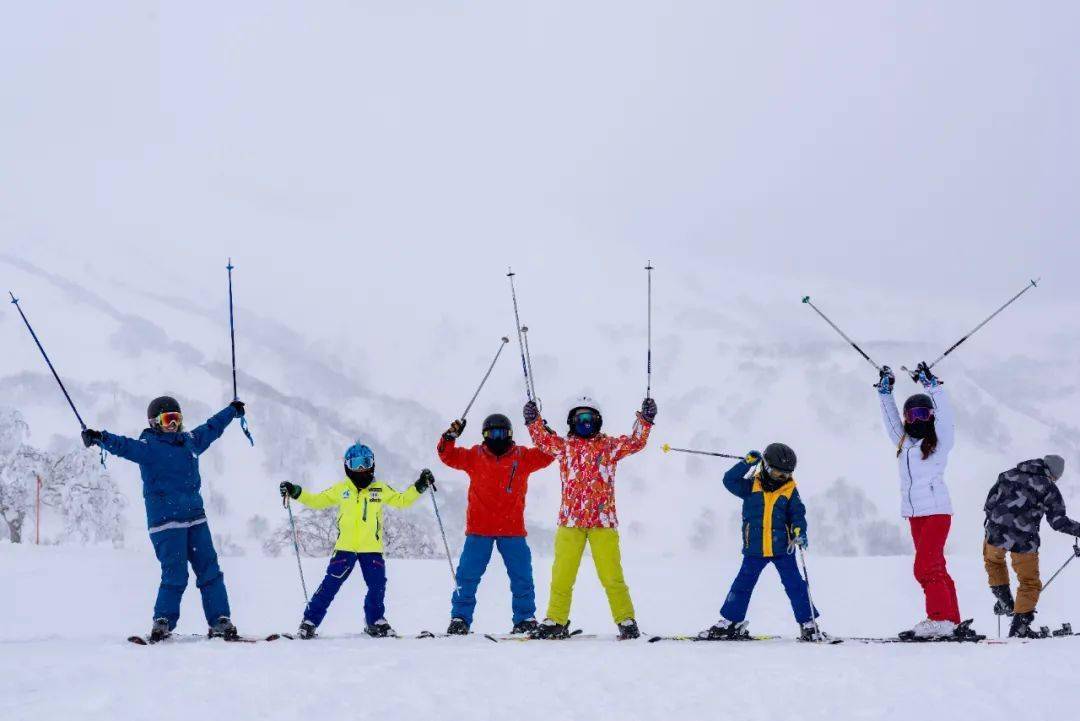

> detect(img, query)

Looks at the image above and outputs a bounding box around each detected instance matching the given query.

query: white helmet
[566,396,603,438]
[567,395,602,418]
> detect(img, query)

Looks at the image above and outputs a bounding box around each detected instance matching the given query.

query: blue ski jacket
[99,405,239,533]
[723,459,807,558]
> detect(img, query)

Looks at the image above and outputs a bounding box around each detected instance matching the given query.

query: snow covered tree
[45,447,126,546]
[263,507,339,557]
[0,408,50,543]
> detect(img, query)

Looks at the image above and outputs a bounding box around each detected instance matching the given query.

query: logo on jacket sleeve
[342,489,351,499]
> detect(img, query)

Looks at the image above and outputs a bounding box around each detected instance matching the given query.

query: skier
[278,442,434,639]
[524,395,656,639]
[983,454,1080,637]
[876,362,963,639]
[81,396,246,642]
[700,443,826,641]
[437,413,554,635]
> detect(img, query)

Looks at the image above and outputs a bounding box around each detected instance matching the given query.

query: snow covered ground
[4,541,1080,721]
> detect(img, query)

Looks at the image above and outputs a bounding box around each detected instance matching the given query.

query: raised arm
[610,414,653,462]
[99,431,153,464]
[926,384,954,454]
[437,436,472,471]
[528,418,567,458]
[722,460,755,499]
[189,405,239,455]
[520,444,555,474]
[878,390,904,447]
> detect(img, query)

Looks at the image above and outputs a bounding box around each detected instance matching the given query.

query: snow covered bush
[262,507,339,557]
[0,408,50,543]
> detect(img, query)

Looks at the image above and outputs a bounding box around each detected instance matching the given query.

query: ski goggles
[903,407,935,423]
[154,411,183,430]
[344,444,375,471]
[483,427,511,441]
[763,462,793,483]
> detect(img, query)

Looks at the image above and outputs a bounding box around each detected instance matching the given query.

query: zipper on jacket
[744,522,750,549]
[363,497,368,522]
[507,461,519,493]
[375,516,381,541]
[906,447,915,514]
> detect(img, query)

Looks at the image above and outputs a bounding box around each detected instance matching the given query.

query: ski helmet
[567,396,603,438]
[763,442,797,474]
[147,396,181,419]
[344,442,375,472]
[902,394,935,423]
[482,413,514,455]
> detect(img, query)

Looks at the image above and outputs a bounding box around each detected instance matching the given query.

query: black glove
[81,429,103,448]
[279,481,301,500]
[443,419,466,441]
[875,366,895,395]
[914,361,940,388]
[230,400,246,417]
[414,469,436,493]
[523,401,540,425]
[641,397,658,424]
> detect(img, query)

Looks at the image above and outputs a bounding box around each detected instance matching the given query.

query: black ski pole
[521,325,538,402]
[900,278,1040,380]
[460,337,510,422]
[8,292,88,430]
[661,443,744,460]
[646,261,654,399]
[1040,540,1080,594]
[284,497,310,605]
[797,541,822,640]
[801,296,883,372]
[507,268,535,405]
[226,259,254,446]
[429,484,457,583]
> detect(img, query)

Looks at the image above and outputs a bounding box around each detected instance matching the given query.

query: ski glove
[641,397,658,424]
[230,400,246,416]
[81,429,103,448]
[744,450,762,465]
[443,419,466,441]
[414,469,436,493]
[914,362,940,388]
[279,482,301,500]
[875,366,895,395]
[787,529,808,552]
[523,400,540,425]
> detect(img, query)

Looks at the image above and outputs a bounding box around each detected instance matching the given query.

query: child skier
[81,396,247,642]
[437,413,554,634]
[700,443,826,641]
[983,454,1080,637]
[278,442,434,638]
[524,395,656,640]
[876,362,965,639]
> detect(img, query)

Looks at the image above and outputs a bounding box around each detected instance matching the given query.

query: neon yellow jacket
[296,479,422,553]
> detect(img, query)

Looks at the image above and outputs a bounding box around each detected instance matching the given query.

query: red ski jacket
[436,437,554,537]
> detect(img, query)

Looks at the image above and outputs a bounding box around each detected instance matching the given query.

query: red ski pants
[908,514,961,623]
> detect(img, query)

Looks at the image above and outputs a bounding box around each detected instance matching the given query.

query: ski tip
[801,295,810,303]
[127,636,149,645]
[661,443,670,453]
[484,634,499,644]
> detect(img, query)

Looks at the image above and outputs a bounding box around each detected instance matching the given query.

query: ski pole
[900,278,1040,380]
[429,485,457,583]
[646,261,653,399]
[801,296,883,372]
[507,268,536,405]
[460,337,510,422]
[226,259,254,446]
[1040,540,1080,594]
[796,538,821,640]
[284,497,310,606]
[521,325,538,402]
[661,443,743,460]
[9,292,88,430]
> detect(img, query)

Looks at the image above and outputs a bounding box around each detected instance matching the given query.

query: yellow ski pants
[546,526,635,625]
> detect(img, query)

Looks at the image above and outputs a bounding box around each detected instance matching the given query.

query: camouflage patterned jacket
[984,458,1080,553]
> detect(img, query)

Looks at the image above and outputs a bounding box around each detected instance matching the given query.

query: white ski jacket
[879,384,955,518]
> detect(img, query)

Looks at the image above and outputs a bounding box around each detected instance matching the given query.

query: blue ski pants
[304,551,387,627]
[149,520,230,629]
[450,535,535,625]
[721,552,819,624]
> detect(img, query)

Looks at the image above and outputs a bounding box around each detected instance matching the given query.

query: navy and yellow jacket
[723,460,807,558]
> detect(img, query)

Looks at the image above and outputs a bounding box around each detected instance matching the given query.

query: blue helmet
[344,442,375,472]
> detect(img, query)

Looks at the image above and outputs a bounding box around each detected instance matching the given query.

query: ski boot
[365,619,395,638]
[149,617,171,644]
[904,619,957,640]
[446,618,470,636]
[208,616,240,641]
[1009,612,1037,638]
[799,621,831,642]
[511,618,538,635]
[529,618,571,640]
[697,618,750,641]
[617,619,641,640]
[297,620,317,640]
[991,585,1015,617]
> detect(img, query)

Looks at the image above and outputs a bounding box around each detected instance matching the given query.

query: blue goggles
[344,444,375,471]
[484,427,511,441]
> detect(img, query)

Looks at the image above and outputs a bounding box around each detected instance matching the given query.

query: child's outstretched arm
[98,431,153,464]
[383,469,434,509]
[189,404,242,455]
[295,481,347,509]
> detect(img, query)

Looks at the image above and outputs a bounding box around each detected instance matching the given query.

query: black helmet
[482,413,513,437]
[763,442,797,473]
[903,394,934,413]
[147,396,181,419]
[566,396,603,438]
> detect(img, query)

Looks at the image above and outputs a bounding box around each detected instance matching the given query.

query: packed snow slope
[4,543,1080,721]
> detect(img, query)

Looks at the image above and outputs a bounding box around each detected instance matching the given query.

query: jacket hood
[1015,458,1052,480]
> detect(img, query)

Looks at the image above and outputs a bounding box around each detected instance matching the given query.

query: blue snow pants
[720,553,819,624]
[304,551,387,627]
[149,520,230,629]
[450,535,535,626]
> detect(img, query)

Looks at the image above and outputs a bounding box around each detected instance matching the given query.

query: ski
[493,629,590,642]
[847,619,985,644]
[648,634,783,643]
[127,633,264,645]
